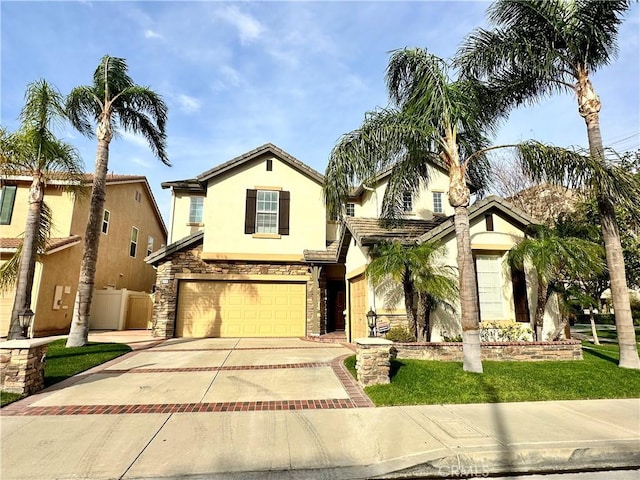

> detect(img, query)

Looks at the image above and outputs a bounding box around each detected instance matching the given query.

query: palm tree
[366,240,458,341]
[324,49,505,372]
[65,55,169,347]
[0,80,83,339]
[457,0,639,368]
[514,141,640,364]
[508,224,604,341]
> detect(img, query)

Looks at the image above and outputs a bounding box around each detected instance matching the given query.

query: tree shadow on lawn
[389,359,406,379]
[582,345,619,365]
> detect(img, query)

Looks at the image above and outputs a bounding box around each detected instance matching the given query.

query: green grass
[1,339,131,407]
[345,344,640,406]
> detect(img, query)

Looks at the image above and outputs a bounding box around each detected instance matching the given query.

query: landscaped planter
[392,340,583,362]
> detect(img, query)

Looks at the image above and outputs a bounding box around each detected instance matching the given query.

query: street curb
[372,442,640,479]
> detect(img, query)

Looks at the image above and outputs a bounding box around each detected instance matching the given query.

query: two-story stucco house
[148,143,560,342]
[0,174,167,337]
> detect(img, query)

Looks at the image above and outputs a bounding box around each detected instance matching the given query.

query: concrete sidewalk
[2,398,638,479]
[1,336,638,479]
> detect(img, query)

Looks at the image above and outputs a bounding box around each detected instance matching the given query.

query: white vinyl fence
[90,289,153,331]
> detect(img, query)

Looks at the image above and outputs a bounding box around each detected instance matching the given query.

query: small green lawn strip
[1,339,131,407]
[345,344,640,406]
[44,339,132,387]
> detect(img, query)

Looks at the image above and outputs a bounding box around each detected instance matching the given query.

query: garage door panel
[349,274,368,341]
[176,280,306,338]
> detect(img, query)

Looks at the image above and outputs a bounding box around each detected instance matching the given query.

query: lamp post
[366,309,377,338]
[17,309,34,339]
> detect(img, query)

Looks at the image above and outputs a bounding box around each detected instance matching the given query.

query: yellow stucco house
[0,174,167,337]
[147,143,559,341]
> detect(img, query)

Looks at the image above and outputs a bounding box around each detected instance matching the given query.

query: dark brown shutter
[485,214,494,231]
[279,190,290,235]
[245,189,257,234]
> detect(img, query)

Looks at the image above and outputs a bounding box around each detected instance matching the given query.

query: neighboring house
[148,143,560,341]
[0,174,167,337]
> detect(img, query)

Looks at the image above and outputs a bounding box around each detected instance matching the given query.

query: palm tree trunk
[8,175,44,339]
[589,306,600,346]
[416,292,432,342]
[578,73,640,368]
[66,124,111,347]
[534,275,547,341]
[403,270,418,340]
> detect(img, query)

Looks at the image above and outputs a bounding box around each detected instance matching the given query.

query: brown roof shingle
[345,216,449,246]
[0,235,81,252]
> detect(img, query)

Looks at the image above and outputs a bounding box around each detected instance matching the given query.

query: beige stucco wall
[168,192,204,243]
[355,167,453,220]
[70,182,166,293]
[201,156,326,256]
[1,182,76,238]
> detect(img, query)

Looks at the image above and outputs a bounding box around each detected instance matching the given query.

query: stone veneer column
[354,337,394,387]
[0,338,53,395]
[152,259,177,338]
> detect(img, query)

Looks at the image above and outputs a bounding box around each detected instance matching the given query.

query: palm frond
[66,86,101,137]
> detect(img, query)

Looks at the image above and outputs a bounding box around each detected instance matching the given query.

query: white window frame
[189,196,204,224]
[433,191,444,214]
[130,227,139,258]
[345,203,355,217]
[476,254,505,320]
[147,236,154,257]
[102,210,110,234]
[402,191,413,212]
[256,190,279,234]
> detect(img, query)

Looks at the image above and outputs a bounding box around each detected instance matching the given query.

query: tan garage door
[0,288,15,337]
[176,281,306,338]
[349,274,367,341]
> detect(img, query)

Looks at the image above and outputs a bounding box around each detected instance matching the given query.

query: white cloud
[120,130,149,149]
[131,156,153,168]
[215,6,264,44]
[177,94,201,114]
[144,29,163,40]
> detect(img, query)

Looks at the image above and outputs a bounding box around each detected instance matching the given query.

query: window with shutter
[0,185,17,225]
[244,189,257,234]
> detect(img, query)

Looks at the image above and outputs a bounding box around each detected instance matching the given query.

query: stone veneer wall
[354,338,394,387]
[152,244,318,338]
[392,340,583,361]
[0,342,49,395]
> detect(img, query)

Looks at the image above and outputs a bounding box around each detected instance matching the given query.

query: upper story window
[345,203,355,217]
[433,191,443,214]
[244,189,290,236]
[130,227,139,258]
[256,190,279,234]
[0,185,17,225]
[402,191,413,212]
[101,210,110,234]
[189,196,204,223]
[147,236,154,256]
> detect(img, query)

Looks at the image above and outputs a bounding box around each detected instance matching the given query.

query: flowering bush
[480,322,533,342]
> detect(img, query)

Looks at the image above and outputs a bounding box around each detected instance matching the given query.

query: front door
[327,280,346,332]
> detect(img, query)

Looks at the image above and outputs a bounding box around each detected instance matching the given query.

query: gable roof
[344,216,450,247]
[162,144,324,191]
[145,231,204,265]
[418,195,539,244]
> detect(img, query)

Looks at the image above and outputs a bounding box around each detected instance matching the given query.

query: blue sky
[2,1,639,225]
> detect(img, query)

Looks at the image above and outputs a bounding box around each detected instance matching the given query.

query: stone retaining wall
[1,340,51,395]
[392,340,583,362]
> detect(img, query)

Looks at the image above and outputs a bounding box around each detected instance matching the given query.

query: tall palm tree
[0,80,83,339]
[514,141,640,365]
[324,49,505,372]
[65,55,169,347]
[457,0,639,368]
[366,240,458,341]
[508,224,604,341]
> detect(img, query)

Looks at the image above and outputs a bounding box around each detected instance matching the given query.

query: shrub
[385,326,416,343]
[480,322,533,342]
[442,333,462,342]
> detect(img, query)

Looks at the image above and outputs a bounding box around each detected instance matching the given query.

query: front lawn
[1,339,131,407]
[345,343,640,406]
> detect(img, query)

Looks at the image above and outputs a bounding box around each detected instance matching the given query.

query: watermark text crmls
[437,463,490,478]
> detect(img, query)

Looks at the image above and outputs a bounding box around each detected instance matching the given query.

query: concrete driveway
[4,337,370,415]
